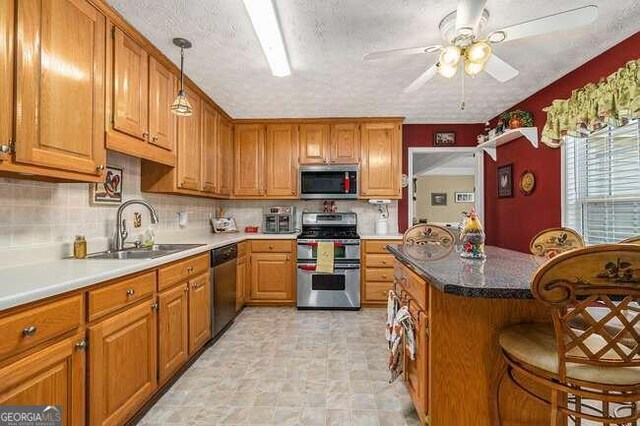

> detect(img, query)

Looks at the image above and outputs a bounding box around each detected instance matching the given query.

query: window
[563,120,640,244]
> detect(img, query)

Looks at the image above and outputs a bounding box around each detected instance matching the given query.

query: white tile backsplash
[218,199,398,235]
[0,151,398,262]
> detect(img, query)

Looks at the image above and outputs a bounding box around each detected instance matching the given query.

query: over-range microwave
[299,165,358,199]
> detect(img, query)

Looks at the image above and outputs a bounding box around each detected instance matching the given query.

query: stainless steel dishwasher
[211,244,237,337]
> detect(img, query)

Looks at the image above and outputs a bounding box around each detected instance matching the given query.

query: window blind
[564,120,640,244]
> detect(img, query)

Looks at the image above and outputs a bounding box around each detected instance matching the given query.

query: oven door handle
[297,264,360,271]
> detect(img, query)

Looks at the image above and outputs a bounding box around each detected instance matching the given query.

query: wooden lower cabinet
[404,304,428,418]
[188,273,211,354]
[247,240,295,304]
[0,333,86,426]
[89,299,157,426]
[158,283,189,383]
[236,248,248,311]
[362,239,401,305]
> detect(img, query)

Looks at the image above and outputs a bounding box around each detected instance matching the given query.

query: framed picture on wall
[455,192,475,203]
[497,164,513,198]
[90,165,123,205]
[431,192,447,206]
[433,131,456,146]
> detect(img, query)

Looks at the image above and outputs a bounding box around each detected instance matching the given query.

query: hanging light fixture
[171,38,193,117]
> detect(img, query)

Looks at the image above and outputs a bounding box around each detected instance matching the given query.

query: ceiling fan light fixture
[437,62,457,79]
[488,31,506,44]
[439,46,461,67]
[466,41,492,63]
[457,26,474,37]
[464,60,484,76]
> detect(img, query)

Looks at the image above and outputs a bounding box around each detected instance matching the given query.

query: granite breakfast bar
[387,244,554,426]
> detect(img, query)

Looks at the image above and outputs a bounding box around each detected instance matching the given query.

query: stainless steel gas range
[296,212,361,310]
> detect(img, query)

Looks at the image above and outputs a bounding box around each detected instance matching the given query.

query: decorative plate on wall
[519,170,536,196]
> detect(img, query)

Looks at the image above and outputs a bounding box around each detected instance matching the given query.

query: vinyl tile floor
[138,307,421,426]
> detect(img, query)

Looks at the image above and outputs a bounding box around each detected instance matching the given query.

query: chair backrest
[621,236,640,245]
[403,224,455,247]
[529,227,585,258]
[531,244,640,377]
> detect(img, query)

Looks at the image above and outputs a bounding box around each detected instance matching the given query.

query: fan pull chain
[460,69,466,110]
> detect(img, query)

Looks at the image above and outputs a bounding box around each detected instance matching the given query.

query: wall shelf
[477,127,539,161]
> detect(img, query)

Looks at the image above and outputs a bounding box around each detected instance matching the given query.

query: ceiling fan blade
[489,5,598,43]
[484,55,519,82]
[456,0,488,34]
[364,45,442,61]
[403,64,438,93]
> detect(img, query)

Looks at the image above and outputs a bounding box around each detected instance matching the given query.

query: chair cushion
[499,323,640,386]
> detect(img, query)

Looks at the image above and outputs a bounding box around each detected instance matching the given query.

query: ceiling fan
[365,1,598,93]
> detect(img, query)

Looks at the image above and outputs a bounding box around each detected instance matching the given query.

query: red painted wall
[484,32,640,253]
[399,123,484,231]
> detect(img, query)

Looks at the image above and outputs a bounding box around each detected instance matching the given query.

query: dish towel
[386,290,398,345]
[387,306,415,383]
[316,241,334,273]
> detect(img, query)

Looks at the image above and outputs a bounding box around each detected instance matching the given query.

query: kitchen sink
[86,244,206,260]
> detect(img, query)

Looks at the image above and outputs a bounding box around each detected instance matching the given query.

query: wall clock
[519,170,536,196]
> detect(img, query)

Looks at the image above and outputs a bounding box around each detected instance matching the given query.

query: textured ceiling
[107,0,640,123]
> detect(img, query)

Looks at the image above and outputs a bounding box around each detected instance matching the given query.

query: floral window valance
[541,59,640,147]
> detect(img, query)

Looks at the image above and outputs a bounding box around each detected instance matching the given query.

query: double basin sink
[86,244,206,260]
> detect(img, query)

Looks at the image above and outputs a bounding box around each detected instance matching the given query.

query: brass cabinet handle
[268,245,274,249]
[259,189,264,195]
[286,255,290,261]
[382,290,389,296]
[152,135,158,143]
[382,274,388,279]
[151,302,159,311]
[22,326,37,337]
[126,288,135,297]
[382,260,387,265]
[96,164,105,172]
[186,266,194,274]
[142,131,149,139]
[75,340,88,351]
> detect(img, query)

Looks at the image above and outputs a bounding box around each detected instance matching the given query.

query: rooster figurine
[459,209,486,259]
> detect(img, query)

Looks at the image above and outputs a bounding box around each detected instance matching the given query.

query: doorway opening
[407,147,484,232]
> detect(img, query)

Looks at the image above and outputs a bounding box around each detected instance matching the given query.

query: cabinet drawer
[365,268,394,282]
[395,262,428,310]
[250,240,292,253]
[364,281,392,302]
[237,241,248,256]
[365,254,395,268]
[0,294,83,359]
[364,240,401,254]
[158,254,209,291]
[88,272,156,321]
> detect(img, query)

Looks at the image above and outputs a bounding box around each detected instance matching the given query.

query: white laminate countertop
[359,234,403,240]
[0,232,297,312]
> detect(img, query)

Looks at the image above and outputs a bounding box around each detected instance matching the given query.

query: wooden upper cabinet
[148,56,176,151]
[201,102,218,194]
[176,87,201,191]
[14,0,106,176]
[299,124,329,164]
[234,124,265,197]
[217,117,234,196]
[331,122,360,164]
[89,300,157,426]
[265,124,298,198]
[112,27,148,141]
[0,1,13,163]
[0,334,86,426]
[360,122,402,199]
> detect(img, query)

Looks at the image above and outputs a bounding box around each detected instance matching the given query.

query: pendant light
[170,38,193,117]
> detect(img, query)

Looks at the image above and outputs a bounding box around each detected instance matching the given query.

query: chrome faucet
[113,199,159,251]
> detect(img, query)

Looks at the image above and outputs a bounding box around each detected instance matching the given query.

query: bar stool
[529,227,585,258]
[622,236,640,245]
[403,224,455,246]
[496,244,640,425]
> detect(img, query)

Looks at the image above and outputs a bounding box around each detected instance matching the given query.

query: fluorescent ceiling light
[242,0,291,77]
